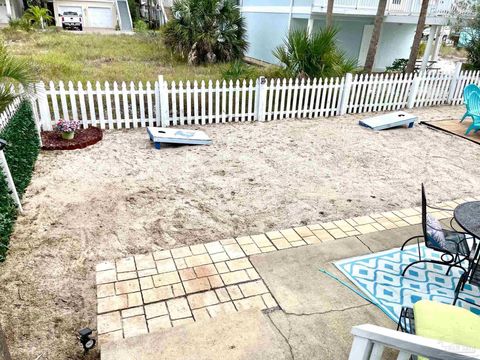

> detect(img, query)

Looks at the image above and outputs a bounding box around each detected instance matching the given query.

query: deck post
[0,149,22,213]
[339,73,352,115]
[407,75,420,109]
[447,62,463,104]
[255,77,267,122]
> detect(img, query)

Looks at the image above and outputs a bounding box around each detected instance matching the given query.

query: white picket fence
[32,63,479,131]
[0,97,22,132]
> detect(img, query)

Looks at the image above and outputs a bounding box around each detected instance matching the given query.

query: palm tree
[326,0,334,27]
[364,0,387,73]
[0,44,34,113]
[406,0,429,73]
[163,0,248,65]
[23,6,53,29]
[273,28,357,79]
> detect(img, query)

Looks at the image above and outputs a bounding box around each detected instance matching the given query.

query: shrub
[163,0,248,65]
[273,28,357,79]
[221,60,255,81]
[23,6,53,29]
[134,19,149,32]
[385,58,408,73]
[8,17,33,32]
[0,102,39,261]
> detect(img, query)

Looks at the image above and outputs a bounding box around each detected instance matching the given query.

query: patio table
[453,201,480,284]
[454,201,480,239]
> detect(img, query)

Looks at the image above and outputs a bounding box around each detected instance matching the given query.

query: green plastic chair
[461,84,480,122]
[465,92,480,135]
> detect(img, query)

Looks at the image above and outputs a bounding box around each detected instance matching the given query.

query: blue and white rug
[334,244,480,322]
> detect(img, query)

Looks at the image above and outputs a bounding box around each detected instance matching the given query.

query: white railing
[312,0,470,16]
[349,324,480,360]
[32,64,479,130]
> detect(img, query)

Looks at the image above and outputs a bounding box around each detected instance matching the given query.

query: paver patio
[96,196,476,358]
[99,210,451,359]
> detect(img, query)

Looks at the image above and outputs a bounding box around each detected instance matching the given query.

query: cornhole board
[147,127,212,149]
[359,111,417,131]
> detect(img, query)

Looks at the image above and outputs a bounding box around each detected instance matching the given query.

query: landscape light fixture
[78,328,96,354]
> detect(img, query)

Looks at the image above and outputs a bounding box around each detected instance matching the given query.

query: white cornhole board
[147,127,212,149]
[359,111,418,131]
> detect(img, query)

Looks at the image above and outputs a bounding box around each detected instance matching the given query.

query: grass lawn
[2,29,259,83]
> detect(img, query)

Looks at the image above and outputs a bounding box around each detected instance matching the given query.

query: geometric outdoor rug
[334,244,480,323]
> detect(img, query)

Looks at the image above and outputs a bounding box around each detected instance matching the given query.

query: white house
[52,0,133,30]
[239,0,472,71]
[0,0,24,25]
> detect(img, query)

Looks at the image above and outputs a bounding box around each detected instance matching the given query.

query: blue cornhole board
[147,127,212,149]
[359,111,418,131]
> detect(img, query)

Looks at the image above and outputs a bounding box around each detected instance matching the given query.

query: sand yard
[1,104,480,359]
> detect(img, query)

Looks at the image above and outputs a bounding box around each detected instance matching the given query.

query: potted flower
[56,119,80,140]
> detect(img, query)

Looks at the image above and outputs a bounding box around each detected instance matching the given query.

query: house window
[392,0,401,4]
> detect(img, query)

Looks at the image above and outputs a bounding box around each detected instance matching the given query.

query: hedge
[0,101,39,261]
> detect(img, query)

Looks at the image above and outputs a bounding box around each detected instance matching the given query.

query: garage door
[58,6,82,17]
[0,0,8,24]
[87,7,113,28]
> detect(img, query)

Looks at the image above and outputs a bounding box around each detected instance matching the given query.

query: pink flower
[56,119,80,132]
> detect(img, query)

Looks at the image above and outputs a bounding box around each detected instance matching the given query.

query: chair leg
[402,260,426,277]
[460,113,467,122]
[453,272,467,306]
[400,236,422,251]
[466,124,475,135]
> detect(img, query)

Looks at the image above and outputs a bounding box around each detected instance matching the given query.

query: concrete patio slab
[266,304,397,360]
[101,310,291,360]
[250,236,371,314]
[357,224,422,253]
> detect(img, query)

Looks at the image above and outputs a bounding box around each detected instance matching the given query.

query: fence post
[407,74,421,109]
[447,62,462,104]
[35,82,52,131]
[339,73,352,115]
[158,75,170,127]
[0,148,22,213]
[255,77,267,122]
[28,95,43,147]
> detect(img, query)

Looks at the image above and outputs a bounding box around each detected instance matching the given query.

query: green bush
[134,19,149,32]
[163,0,248,65]
[273,28,357,79]
[0,101,39,261]
[221,60,255,81]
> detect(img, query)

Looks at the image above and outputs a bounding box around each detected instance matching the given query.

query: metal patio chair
[453,253,480,310]
[400,184,472,277]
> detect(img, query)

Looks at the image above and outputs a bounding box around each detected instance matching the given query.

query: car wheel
[62,24,66,29]
[79,25,83,31]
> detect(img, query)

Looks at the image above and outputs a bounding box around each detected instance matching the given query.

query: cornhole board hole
[359,111,418,131]
[147,127,212,149]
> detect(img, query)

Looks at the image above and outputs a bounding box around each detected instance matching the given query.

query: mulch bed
[41,127,103,151]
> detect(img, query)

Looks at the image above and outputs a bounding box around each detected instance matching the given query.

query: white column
[307,17,314,36]
[5,0,12,18]
[420,25,436,72]
[432,26,443,61]
[287,0,294,32]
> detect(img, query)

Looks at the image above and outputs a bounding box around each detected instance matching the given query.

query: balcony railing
[312,0,472,17]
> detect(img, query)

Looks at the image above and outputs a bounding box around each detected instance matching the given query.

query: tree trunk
[406,0,429,73]
[364,0,387,73]
[326,0,334,27]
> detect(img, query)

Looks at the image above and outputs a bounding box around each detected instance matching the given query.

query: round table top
[454,201,480,238]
